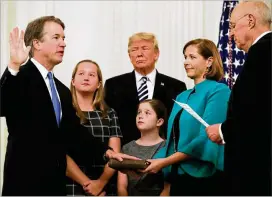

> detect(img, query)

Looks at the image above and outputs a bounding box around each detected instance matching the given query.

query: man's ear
[248,14,256,29]
[156,118,164,127]
[154,49,160,61]
[32,39,41,51]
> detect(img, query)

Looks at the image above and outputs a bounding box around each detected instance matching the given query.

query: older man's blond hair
[128,32,159,53]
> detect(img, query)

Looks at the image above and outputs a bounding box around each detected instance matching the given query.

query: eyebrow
[78,70,96,73]
[144,109,151,112]
[131,45,150,49]
[185,53,197,56]
[52,33,65,39]
[229,21,236,26]
[138,109,150,111]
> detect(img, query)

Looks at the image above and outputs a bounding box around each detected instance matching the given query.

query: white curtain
[0,0,225,190]
[1,1,224,87]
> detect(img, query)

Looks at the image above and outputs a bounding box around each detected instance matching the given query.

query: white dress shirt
[135,68,156,99]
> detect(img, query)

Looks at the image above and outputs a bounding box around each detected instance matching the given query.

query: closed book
[108,158,150,170]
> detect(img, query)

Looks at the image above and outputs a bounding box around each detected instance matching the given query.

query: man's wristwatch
[103,146,114,162]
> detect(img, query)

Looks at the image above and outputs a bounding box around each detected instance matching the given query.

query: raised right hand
[9,27,31,71]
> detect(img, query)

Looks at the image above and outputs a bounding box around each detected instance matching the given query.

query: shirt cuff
[8,67,19,76]
[219,124,226,144]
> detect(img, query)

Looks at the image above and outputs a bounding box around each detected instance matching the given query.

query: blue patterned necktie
[47,72,61,126]
[138,76,148,102]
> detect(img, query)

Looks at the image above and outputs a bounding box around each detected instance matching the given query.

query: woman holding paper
[141,39,230,195]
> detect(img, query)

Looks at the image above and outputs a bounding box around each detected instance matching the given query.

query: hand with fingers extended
[139,159,165,174]
[83,179,106,196]
[9,27,31,71]
[106,149,140,162]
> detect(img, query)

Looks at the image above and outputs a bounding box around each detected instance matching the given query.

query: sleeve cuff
[8,67,19,76]
[219,124,226,144]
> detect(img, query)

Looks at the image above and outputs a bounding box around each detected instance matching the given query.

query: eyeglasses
[229,14,249,30]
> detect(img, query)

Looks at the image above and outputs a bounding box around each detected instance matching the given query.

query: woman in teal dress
[141,38,230,195]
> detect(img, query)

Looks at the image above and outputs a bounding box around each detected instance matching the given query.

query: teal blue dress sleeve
[177,83,230,173]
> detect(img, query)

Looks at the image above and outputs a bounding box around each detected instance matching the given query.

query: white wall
[0,0,224,191]
[1,1,224,88]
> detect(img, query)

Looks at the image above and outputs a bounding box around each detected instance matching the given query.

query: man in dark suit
[206,1,271,195]
[104,32,186,145]
[0,16,139,196]
[0,16,77,196]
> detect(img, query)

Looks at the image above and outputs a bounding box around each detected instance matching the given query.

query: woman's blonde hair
[70,59,108,123]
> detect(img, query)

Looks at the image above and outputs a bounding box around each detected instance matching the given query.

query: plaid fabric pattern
[66,167,118,196]
[66,108,122,196]
[83,108,122,140]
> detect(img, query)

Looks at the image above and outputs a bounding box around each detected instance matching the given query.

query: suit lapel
[27,61,59,127]
[127,71,139,104]
[27,61,52,101]
[153,71,166,100]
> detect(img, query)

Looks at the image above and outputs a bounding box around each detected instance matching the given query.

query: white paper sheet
[173,100,210,128]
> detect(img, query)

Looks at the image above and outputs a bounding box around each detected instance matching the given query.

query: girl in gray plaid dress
[66,59,122,196]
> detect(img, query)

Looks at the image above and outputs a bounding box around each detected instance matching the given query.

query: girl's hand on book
[106,150,140,162]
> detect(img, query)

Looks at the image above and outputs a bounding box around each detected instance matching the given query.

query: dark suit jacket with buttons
[104,70,186,145]
[0,60,80,196]
[221,32,271,195]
